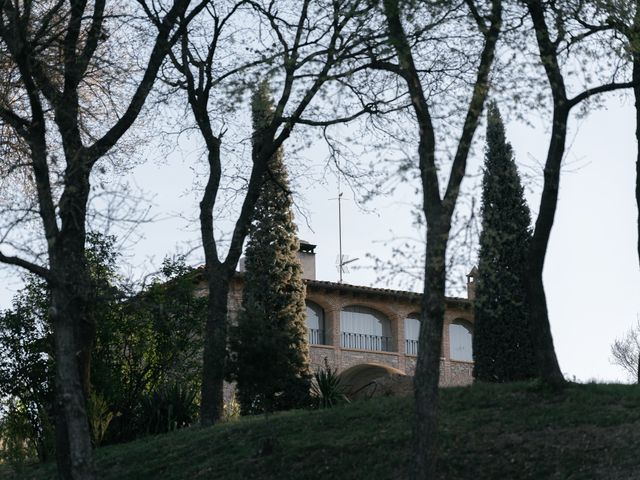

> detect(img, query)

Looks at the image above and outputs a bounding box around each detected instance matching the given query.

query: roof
[191,267,471,309]
[304,278,471,308]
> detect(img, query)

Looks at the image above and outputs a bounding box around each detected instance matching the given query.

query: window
[404,314,420,355]
[340,306,392,352]
[449,319,473,362]
[305,301,325,345]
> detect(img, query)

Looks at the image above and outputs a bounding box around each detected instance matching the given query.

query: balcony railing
[341,332,392,352]
[308,328,325,345]
[405,339,419,356]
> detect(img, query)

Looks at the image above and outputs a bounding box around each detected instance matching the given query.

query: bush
[223,394,241,422]
[311,358,349,408]
[137,383,199,435]
[87,391,117,447]
[0,400,53,469]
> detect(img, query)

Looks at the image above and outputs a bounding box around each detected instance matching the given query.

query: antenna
[333,175,358,282]
[338,191,343,281]
[336,254,359,280]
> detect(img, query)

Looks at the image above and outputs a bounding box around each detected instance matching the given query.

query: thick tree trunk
[200,270,231,426]
[525,105,567,385]
[50,168,96,479]
[525,264,563,383]
[51,283,95,479]
[411,226,448,479]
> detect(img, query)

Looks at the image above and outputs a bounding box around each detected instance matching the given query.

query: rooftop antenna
[334,172,358,283]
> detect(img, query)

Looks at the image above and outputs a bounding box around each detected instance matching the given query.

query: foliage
[0,400,53,470]
[7,382,640,479]
[473,102,537,383]
[229,83,311,415]
[0,234,206,452]
[137,382,199,435]
[222,394,241,422]
[0,277,54,463]
[87,392,117,448]
[91,254,205,443]
[310,358,350,408]
[611,319,640,383]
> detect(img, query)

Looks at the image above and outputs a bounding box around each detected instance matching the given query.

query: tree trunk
[200,269,231,426]
[49,168,96,479]
[633,23,640,272]
[411,225,448,479]
[526,105,567,385]
[51,283,95,479]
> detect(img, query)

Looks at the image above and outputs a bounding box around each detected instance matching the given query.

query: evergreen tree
[473,102,537,382]
[230,83,311,414]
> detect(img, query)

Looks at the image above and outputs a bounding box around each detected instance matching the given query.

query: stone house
[227,241,476,392]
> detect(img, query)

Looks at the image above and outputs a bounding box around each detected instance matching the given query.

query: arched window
[449,319,473,362]
[305,301,325,345]
[340,306,392,352]
[404,314,420,355]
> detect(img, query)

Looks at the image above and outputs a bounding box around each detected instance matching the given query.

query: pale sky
[0,94,638,384]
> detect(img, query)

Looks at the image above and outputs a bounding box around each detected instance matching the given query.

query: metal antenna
[338,190,343,282]
[334,175,358,283]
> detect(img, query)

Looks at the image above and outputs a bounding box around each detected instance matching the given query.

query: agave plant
[138,382,198,435]
[311,358,350,408]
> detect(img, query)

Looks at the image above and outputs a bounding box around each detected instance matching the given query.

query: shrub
[223,394,241,422]
[311,358,350,408]
[138,382,199,435]
[0,399,53,469]
[87,391,117,447]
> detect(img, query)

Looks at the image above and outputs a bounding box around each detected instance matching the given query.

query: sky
[291,97,640,384]
[0,94,638,384]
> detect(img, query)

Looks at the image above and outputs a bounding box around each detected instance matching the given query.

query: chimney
[298,240,317,280]
[466,266,478,300]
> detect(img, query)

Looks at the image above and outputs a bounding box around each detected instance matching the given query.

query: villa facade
[226,242,476,391]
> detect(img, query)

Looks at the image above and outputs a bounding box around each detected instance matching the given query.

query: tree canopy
[473,102,536,383]
[229,83,311,415]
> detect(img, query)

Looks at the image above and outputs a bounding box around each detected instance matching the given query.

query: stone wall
[311,345,474,387]
[226,274,475,389]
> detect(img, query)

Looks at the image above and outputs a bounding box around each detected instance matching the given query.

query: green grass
[3,382,640,479]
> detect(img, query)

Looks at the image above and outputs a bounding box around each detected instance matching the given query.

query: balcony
[341,332,392,352]
[307,328,325,345]
[405,339,419,356]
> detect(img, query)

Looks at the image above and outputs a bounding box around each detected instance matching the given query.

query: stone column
[325,306,342,368]
[441,313,451,385]
[391,312,406,372]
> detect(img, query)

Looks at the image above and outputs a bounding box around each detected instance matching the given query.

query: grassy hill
[3,382,640,479]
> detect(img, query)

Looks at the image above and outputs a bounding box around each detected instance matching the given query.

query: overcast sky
[0,93,637,383]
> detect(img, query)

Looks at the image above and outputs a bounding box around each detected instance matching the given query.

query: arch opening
[449,319,473,362]
[339,363,406,398]
[404,313,420,355]
[340,305,393,352]
[305,300,326,345]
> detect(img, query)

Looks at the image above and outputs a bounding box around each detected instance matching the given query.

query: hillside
[3,382,640,479]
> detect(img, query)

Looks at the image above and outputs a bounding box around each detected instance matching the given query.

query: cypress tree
[230,82,311,414]
[473,102,537,382]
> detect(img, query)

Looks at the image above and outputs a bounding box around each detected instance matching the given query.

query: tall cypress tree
[473,102,537,382]
[230,82,310,414]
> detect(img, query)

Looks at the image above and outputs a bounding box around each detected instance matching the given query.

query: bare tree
[365,0,502,477]
[164,0,385,426]
[0,1,194,478]
[595,0,640,271]
[611,319,640,383]
[522,0,632,384]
